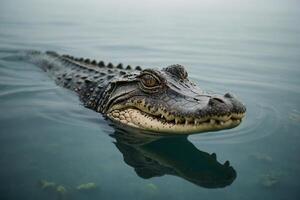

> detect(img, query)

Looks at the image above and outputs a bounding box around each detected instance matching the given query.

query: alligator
[22,50,246,134]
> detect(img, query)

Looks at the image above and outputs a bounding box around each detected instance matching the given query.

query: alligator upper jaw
[106,108,245,134]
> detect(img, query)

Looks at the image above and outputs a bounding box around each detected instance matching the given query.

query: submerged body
[23,51,246,134]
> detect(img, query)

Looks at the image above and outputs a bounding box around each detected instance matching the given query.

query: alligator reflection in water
[110,129,237,188]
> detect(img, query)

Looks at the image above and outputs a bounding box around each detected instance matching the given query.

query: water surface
[0,0,300,199]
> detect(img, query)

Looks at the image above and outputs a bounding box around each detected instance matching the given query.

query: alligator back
[22,50,142,110]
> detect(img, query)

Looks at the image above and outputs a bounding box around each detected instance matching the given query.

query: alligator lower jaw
[106,108,245,134]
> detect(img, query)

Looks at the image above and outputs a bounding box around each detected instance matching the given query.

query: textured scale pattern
[24,50,246,134]
[40,51,142,110]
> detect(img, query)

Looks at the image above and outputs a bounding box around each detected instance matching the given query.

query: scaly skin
[26,50,246,134]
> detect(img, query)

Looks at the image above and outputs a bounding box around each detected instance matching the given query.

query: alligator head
[104,64,246,134]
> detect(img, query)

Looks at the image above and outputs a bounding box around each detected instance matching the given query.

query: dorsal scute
[56,53,144,73]
[98,61,105,67]
[135,66,142,71]
[117,63,123,69]
[126,65,132,70]
[107,63,114,68]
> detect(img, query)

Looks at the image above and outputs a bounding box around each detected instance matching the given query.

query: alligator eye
[140,74,159,88]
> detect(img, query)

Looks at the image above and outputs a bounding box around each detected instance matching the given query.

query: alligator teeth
[166,114,175,121]
[231,113,245,119]
[107,107,245,134]
[112,113,119,117]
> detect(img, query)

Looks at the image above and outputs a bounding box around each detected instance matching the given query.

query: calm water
[0,0,300,199]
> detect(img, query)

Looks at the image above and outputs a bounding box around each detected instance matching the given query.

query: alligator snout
[186,93,245,125]
[207,93,246,117]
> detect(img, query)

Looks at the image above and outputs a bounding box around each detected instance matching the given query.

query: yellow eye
[141,74,159,88]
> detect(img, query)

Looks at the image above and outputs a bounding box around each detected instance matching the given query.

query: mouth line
[107,107,245,134]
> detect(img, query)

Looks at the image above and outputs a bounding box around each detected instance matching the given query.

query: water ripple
[190,102,281,144]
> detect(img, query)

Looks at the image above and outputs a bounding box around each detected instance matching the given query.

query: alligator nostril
[208,98,225,105]
[213,97,225,103]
